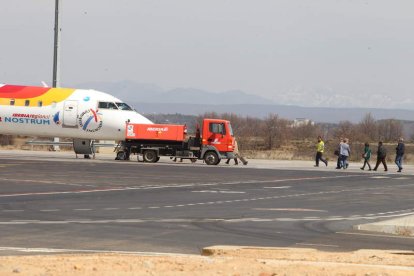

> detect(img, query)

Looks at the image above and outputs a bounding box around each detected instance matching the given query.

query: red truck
[115,118,235,165]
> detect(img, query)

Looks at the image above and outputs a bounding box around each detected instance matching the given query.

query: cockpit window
[98,102,118,109]
[115,102,133,111]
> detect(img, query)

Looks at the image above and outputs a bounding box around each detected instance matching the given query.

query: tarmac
[1,148,413,238]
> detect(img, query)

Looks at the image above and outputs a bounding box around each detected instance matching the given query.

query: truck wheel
[204,151,219,165]
[116,151,126,160]
[143,150,158,163]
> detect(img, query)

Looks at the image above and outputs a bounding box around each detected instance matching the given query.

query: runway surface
[1,151,414,255]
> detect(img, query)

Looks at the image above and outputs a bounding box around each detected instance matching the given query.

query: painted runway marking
[264,186,291,189]
[0,178,84,186]
[370,176,390,179]
[0,246,193,256]
[0,174,365,198]
[191,190,246,194]
[253,208,328,212]
[337,231,414,239]
[296,242,339,248]
[1,210,414,225]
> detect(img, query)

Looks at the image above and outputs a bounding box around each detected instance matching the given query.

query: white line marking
[0,246,193,256]
[191,190,245,194]
[337,231,414,239]
[103,208,119,210]
[253,208,327,212]
[1,209,414,225]
[73,209,92,211]
[0,174,364,198]
[0,178,83,186]
[264,186,291,189]
[40,209,60,212]
[296,243,339,248]
[2,210,24,212]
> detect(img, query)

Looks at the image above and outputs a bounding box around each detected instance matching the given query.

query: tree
[262,113,289,150]
[358,113,378,141]
[377,119,403,142]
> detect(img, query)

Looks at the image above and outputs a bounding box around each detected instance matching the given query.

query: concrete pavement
[1,149,413,242]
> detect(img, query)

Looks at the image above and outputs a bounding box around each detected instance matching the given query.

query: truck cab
[200,119,235,165]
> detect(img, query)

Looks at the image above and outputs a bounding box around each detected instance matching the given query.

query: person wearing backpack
[360,142,372,171]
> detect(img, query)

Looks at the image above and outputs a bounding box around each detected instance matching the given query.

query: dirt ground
[1,246,414,276]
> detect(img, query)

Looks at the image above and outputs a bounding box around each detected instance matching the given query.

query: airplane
[0,83,153,157]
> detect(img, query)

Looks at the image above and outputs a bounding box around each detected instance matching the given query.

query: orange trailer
[126,124,186,142]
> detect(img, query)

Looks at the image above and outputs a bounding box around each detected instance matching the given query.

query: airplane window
[38,101,43,107]
[115,102,133,111]
[10,99,15,106]
[98,102,118,109]
[25,100,30,106]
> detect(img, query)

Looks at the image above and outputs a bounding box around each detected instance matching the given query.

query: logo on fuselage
[78,109,103,132]
[3,113,51,125]
[53,111,61,125]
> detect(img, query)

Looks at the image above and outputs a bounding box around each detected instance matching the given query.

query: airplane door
[62,100,78,128]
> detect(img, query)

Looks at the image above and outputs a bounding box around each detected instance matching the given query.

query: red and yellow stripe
[0,85,75,107]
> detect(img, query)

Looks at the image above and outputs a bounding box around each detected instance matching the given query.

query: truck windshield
[228,122,234,136]
[116,102,133,111]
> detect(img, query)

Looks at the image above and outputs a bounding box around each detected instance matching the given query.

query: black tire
[143,150,158,163]
[204,151,219,165]
[116,151,126,160]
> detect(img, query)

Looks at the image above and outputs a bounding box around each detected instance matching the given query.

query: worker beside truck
[115,118,242,166]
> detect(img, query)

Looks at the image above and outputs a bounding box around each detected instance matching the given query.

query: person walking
[373,141,388,171]
[226,138,248,165]
[395,137,405,172]
[335,137,343,169]
[226,139,239,165]
[360,142,372,171]
[315,136,328,167]
[339,138,351,169]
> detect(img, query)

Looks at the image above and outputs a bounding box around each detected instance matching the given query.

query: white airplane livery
[0,84,153,155]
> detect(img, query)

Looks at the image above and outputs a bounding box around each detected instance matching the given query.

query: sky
[1,0,414,109]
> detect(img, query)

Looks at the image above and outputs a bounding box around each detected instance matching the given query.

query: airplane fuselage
[0,84,153,141]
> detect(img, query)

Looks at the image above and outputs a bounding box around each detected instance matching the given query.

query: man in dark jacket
[395,137,405,172]
[373,141,387,171]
